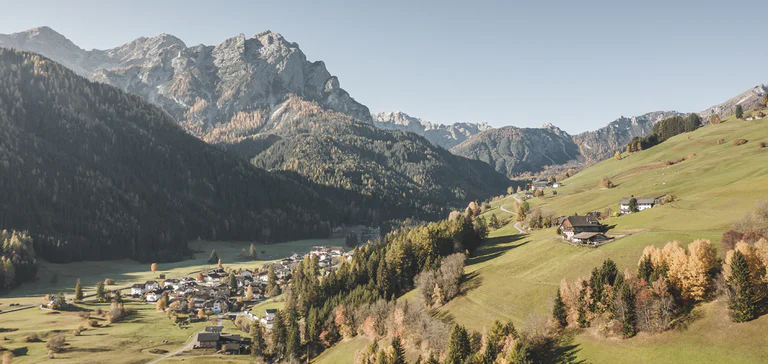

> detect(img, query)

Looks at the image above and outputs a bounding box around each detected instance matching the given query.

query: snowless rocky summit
[0,27,371,137]
[373,111,492,149]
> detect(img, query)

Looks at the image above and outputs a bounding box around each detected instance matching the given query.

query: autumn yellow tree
[217,259,223,269]
[150,263,158,272]
[245,284,254,301]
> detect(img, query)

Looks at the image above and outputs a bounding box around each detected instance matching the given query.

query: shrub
[104,278,115,285]
[733,139,748,146]
[758,141,767,148]
[72,328,81,336]
[599,176,614,189]
[720,230,743,251]
[717,138,725,145]
[20,333,41,343]
[46,333,66,353]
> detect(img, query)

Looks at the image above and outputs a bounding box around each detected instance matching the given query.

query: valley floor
[0,238,341,363]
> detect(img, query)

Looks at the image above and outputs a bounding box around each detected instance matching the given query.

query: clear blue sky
[1,0,766,133]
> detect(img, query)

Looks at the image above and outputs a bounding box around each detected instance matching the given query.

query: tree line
[626,114,702,153]
[0,230,36,293]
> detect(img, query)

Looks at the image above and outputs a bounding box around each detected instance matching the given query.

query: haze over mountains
[0,27,511,246]
[1,26,764,182]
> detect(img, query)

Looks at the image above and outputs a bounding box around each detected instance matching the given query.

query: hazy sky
[1,0,766,133]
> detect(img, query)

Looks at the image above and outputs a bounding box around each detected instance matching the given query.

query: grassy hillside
[316,116,768,363]
[441,116,768,363]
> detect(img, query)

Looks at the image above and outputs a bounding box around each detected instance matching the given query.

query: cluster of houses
[130,268,267,315]
[531,179,562,190]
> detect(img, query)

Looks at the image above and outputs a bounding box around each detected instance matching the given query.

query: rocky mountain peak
[0,27,372,135]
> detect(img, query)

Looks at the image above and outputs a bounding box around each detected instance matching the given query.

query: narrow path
[0,304,36,315]
[499,195,527,235]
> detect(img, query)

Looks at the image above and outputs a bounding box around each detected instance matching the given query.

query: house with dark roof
[196,332,219,348]
[559,216,604,240]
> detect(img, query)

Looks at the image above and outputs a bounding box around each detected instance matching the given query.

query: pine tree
[271,310,287,357]
[285,310,301,359]
[489,214,500,229]
[250,322,266,357]
[74,278,83,302]
[628,197,638,213]
[228,272,237,292]
[728,251,757,323]
[637,254,654,283]
[95,281,106,303]
[424,352,439,364]
[446,324,471,364]
[390,335,406,364]
[482,336,499,364]
[735,104,744,119]
[306,307,319,358]
[249,244,257,260]
[208,249,218,264]
[553,287,568,328]
[618,283,637,337]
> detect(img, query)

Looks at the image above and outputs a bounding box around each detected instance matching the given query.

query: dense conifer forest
[0,49,354,264]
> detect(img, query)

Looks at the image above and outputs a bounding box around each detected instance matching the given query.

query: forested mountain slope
[450,124,581,177]
[0,27,510,218]
[0,49,347,263]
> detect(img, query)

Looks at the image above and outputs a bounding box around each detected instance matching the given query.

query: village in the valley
[40,244,354,355]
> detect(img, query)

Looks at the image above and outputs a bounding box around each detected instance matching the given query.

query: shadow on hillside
[467,234,528,266]
[430,308,456,325]
[534,331,588,364]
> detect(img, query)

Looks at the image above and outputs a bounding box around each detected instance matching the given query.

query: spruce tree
[390,335,406,364]
[208,249,219,264]
[74,278,83,302]
[553,288,568,328]
[619,283,637,337]
[637,255,653,283]
[446,324,471,364]
[250,322,266,357]
[735,104,744,119]
[96,281,106,302]
[271,310,287,357]
[425,352,439,364]
[728,251,757,323]
[285,310,301,359]
[228,272,237,292]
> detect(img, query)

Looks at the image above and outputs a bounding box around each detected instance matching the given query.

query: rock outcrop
[572,111,681,163]
[0,27,371,139]
[372,111,492,149]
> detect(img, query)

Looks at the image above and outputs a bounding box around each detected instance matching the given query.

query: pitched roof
[573,232,603,239]
[197,332,220,342]
[563,216,601,227]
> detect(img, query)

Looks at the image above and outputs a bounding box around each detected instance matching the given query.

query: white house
[261,308,277,329]
[619,196,664,214]
[145,280,159,291]
[130,283,146,296]
[146,292,160,302]
[212,299,228,314]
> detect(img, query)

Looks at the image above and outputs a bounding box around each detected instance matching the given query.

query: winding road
[499,194,527,235]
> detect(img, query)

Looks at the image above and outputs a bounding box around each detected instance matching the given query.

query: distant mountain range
[372,111,492,149]
[0,27,511,224]
[1,26,764,182]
